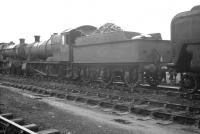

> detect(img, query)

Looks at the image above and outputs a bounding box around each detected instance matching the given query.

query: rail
[0,115,37,134]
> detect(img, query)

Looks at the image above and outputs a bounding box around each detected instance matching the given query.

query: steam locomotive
[0,23,172,88]
[171,5,200,93]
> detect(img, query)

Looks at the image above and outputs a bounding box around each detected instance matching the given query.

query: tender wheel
[145,72,160,87]
[146,76,159,87]
[180,74,195,92]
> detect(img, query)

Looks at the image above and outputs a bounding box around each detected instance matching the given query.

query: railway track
[4,75,199,100]
[1,75,200,129]
[0,112,59,134]
[0,75,183,97]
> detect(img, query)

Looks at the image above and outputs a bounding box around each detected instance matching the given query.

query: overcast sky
[0,0,199,43]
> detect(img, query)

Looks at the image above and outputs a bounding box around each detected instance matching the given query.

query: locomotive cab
[61,25,97,62]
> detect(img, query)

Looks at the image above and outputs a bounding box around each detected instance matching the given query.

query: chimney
[19,38,25,44]
[34,35,40,42]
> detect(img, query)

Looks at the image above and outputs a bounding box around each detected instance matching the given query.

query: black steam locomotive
[171,5,200,93]
[0,23,172,88]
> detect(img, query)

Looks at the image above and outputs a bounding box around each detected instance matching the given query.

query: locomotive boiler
[0,40,26,74]
[22,33,71,77]
[171,5,200,91]
[22,25,97,77]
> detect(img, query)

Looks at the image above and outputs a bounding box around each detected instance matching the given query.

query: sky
[0,0,199,43]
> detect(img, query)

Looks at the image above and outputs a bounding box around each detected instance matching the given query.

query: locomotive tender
[73,31,171,86]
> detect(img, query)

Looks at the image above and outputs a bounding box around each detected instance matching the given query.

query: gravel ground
[0,87,141,134]
[0,85,199,134]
